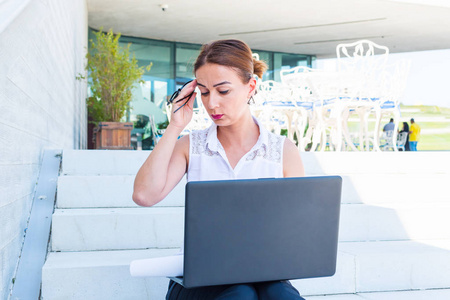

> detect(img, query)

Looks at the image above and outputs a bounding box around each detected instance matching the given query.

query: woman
[399,122,410,151]
[133,39,305,299]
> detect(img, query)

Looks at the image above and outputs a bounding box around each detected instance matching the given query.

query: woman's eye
[219,90,229,95]
[201,91,210,96]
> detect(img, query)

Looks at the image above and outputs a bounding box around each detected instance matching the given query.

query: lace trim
[191,129,220,157]
[246,132,283,163]
[191,129,283,162]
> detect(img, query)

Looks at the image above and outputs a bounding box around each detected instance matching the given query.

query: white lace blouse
[187,118,285,182]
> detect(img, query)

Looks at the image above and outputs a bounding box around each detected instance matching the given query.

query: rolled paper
[130,254,184,277]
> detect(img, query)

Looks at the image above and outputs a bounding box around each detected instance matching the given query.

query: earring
[247,96,255,105]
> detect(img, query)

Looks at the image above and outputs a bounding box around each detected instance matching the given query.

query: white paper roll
[130,254,184,277]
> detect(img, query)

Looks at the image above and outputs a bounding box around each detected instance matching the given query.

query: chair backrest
[336,39,389,74]
[256,80,292,105]
[280,66,314,87]
[378,59,411,107]
[397,131,408,146]
[336,40,389,101]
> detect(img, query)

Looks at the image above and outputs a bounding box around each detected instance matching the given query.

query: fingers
[172,80,197,114]
[186,92,197,110]
[174,80,197,103]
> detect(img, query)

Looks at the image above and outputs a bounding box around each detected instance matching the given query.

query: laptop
[171,176,342,288]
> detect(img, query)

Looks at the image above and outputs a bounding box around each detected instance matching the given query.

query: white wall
[0,0,88,298]
[316,49,450,108]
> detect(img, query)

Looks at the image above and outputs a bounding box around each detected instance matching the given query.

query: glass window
[252,50,273,81]
[273,53,310,82]
[118,38,175,127]
[175,43,201,83]
[89,29,314,149]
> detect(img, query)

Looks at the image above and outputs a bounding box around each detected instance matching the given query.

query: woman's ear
[248,77,257,98]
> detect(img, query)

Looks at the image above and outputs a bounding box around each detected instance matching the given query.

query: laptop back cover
[183,176,342,288]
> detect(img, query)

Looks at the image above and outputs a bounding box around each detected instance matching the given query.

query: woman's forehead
[195,64,241,86]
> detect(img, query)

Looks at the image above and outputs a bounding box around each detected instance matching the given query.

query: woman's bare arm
[132,81,197,207]
[283,138,305,177]
[133,127,189,207]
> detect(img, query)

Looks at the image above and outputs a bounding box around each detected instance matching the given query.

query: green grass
[400,104,450,151]
[344,104,450,151]
[419,134,450,151]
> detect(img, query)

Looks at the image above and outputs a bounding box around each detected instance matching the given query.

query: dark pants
[166,280,305,300]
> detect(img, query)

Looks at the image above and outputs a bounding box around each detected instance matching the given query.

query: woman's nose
[208,93,220,110]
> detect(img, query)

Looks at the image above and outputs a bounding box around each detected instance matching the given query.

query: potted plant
[82,28,151,149]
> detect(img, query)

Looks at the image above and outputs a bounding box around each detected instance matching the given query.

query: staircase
[41,150,450,299]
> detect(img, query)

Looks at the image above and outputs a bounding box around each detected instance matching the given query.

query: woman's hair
[194,39,268,83]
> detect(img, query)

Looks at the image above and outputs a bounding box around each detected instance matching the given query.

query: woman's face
[195,63,256,126]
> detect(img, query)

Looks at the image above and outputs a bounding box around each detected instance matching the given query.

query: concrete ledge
[51,208,184,251]
[51,202,450,251]
[42,241,450,299]
[56,173,449,208]
[62,150,151,175]
[339,239,450,293]
[42,249,179,300]
[57,175,186,208]
[302,152,450,175]
[339,202,450,242]
[62,150,450,176]
[41,249,355,299]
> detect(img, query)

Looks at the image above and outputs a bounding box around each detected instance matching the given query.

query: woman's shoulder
[282,138,305,177]
[187,127,212,155]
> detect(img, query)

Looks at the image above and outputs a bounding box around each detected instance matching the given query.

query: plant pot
[94,122,134,150]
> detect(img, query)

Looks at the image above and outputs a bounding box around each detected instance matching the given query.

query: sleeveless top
[187,118,285,182]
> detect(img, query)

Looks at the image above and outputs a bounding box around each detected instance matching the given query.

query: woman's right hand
[169,80,197,131]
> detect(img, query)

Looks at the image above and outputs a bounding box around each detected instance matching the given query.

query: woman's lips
[211,114,224,120]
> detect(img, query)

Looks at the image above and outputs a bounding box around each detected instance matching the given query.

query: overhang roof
[87,0,450,58]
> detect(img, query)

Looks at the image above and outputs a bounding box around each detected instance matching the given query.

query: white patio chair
[256,80,296,139]
[336,39,390,151]
[280,66,316,150]
[372,60,411,151]
[396,131,408,151]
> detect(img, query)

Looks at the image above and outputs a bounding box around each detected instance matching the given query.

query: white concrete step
[51,202,450,251]
[62,150,450,176]
[339,202,450,242]
[62,150,151,175]
[42,248,179,300]
[305,288,450,299]
[301,152,450,175]
[51,208,184,251]
[41,240,450,299]
[336,239,450,293]
[56,173,450,208]
[56,175,186,208]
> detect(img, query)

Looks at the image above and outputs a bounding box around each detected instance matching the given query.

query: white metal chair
[336,39,390,151]
[279,66,316,150]
[372,60,411,151]
[396,131,408,151]
[256,80,296,140]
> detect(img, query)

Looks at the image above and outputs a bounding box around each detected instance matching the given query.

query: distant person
[409,118,421,151]
[399,122,410,151]
[383,118,395,132]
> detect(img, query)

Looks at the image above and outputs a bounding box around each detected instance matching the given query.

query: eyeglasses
[168,80,195,113]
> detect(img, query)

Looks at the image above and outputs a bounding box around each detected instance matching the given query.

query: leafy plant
[84,28,152,123]
[157,120,170,130]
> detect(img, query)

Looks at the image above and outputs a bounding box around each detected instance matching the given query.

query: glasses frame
[168,80,195,113]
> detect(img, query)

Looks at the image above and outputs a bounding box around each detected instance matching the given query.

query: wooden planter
[94,122,133,150]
